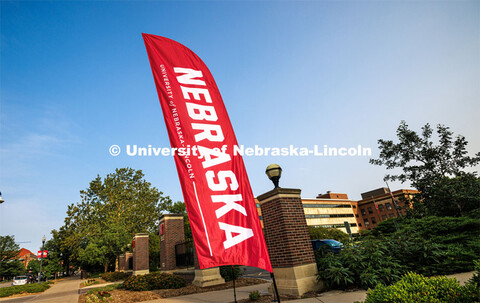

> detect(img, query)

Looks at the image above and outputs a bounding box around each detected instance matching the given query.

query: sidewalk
[142,283,270,303]
[0,276,83,303]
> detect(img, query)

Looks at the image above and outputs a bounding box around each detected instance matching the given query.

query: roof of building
[18,248,36,258]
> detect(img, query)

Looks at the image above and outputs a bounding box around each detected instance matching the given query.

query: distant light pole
[0,192,4,204]
[38,235,46,283]
[265,164,282,189]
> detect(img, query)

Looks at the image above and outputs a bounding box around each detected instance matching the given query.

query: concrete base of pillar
[270,263,323,297]
[192,268,225,287]
[133,269,149,276]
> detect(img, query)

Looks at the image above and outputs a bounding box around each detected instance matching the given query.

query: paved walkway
[0,276,83,303]
[143,283,270,303]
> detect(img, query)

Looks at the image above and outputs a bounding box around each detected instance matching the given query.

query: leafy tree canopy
[309,226,350,243]
[60,167,173,272]
[0,235,24,279]
[165,201,192,241]
[370,121,480,216]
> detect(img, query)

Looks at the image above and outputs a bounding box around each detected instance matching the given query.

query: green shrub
[220,265,244,282]
[468,259,480,285]
[82,279,100,287]
[360,272,480,303]
[249,290,260,301]
[100,272,131,282]
[317,216,480,290]
[316,239,404,290]
[121,272,186,291]
[0,282,51,297]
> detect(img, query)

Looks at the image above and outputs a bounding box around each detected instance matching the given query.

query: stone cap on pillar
[160,214,185,221]
[257,188,302,204]
[134,233,149,238]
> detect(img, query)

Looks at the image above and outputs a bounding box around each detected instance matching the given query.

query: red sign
[37,251,42,258]
[42,250,48,258]
[143,33,272,272]
[160,223,164,236]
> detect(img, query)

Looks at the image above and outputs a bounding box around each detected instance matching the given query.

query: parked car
[12,275,28,286]
[311,239,344,253]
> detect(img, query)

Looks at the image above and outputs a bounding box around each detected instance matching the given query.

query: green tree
[26,259,40,276]
[370,121,480,217]
[49,228,74,276]
[0,235,24,279]
[42,237,65,278]
[61,168,172,272]
[149,233,160,272]
[309,226,350,243]
[165,201,192,241]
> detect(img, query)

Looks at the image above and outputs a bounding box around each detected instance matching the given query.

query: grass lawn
[0,282,52,298]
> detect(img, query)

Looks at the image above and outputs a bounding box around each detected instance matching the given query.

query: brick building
[256,188,418,234]
[302,192,358,234]
[17,248,36,268]
[356,187,418,230]
[256,191,358,234]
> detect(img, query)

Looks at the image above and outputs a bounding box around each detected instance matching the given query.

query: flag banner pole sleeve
[142,33,272,272]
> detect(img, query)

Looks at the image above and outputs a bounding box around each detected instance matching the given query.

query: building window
[256,203,260,208]
[305,214,354,219]
[355,214,359,217]
[313,223,357,228]
[371,217,377,224]
[352,205,357,209]
[364,219,370,226]
[378,204,384,211]
[368,207,373,214]
[358,223,362,227]
[303,204,352,208]
[386,203,392,210]
[382,215,387,220]
[361,209,366,215]
[389,213,395,218]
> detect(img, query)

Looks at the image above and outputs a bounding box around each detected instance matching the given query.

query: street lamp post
[38,235,46,283]
[265,164,282,188]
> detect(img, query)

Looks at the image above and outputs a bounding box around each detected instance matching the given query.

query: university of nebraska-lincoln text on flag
[142,33,272,272]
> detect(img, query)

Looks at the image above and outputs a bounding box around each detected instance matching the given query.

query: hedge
[0,282,52,297]
[122,272,186,291]
[359,272,479,303]
[100,272,131,282]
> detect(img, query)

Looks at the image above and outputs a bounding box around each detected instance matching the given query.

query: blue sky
[1,1,479,253]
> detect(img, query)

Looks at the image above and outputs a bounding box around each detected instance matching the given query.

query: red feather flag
[143,33,272,272]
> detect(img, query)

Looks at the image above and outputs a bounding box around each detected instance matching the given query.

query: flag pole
[231,265,237,303]
[271,272,281,302]
[385,181,401,231]
[385,181,402,217]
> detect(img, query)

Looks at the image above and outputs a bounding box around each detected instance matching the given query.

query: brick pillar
[257,188,323,297]
[118,254,125,272]
[159,214,185,271]
[133,233,149,276]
